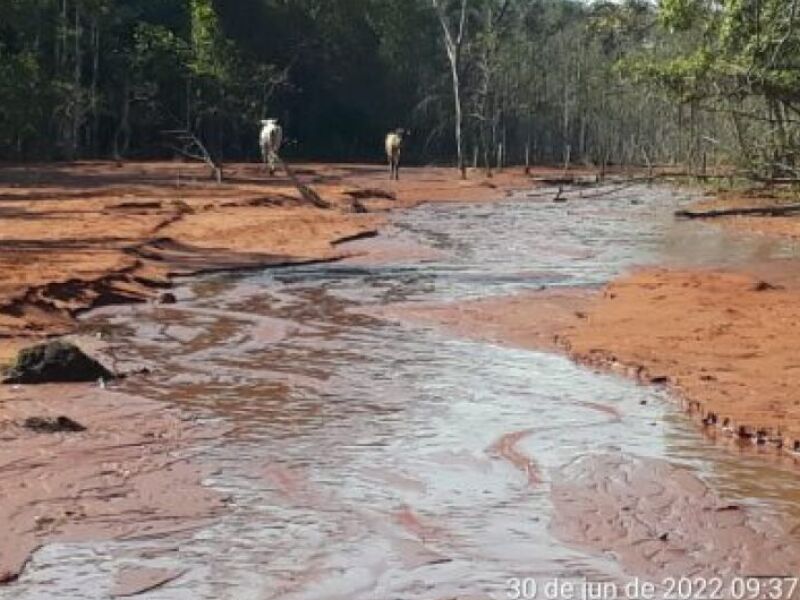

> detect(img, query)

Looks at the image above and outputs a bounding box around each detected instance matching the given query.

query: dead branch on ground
[275,158,331,209]
[675,204,800,219]
[164,130,223,183]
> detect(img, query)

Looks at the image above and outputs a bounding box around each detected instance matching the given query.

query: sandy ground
[0,160,545,586]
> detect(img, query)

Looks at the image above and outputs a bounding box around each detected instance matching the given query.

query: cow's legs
[261,146,271,174]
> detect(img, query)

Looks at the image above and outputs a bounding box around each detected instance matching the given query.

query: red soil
[0,161,544,361]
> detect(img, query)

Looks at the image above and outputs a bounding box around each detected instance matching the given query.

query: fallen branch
[751,176,800,185]
[675,204,800,219]
[163,130,223,183]
[576,178,660,199]
[524,171,737,203]
[343,188,397,201]
[537,178,649,201]
[275,158,330,209]
[532,175,596,187]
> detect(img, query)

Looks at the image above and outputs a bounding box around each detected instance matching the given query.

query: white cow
[260,119,283,175]
[385,128,406,181]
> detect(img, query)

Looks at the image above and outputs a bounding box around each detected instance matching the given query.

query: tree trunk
[432,0,468,179]
[114,79,131,160]
[562,69,570,170]
[450,60,466,178]
[500,126,506,171]
[90,16,100,154]
[71,1,82,159]
[525,139,531,175]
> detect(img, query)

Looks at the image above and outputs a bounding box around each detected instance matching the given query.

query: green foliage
[0,48,49,154]
[618,0,800,176]
[0,0,446,160]
[2,0,798,175]
[658,0,706,32]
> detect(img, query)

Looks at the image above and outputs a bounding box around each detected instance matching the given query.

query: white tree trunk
[432,0,469,179]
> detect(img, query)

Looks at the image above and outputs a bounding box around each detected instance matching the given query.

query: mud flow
[6,185,800,599]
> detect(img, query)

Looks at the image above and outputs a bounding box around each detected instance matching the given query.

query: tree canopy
[1,0,798,177]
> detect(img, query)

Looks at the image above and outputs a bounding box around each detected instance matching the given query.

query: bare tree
[432,0,469,178]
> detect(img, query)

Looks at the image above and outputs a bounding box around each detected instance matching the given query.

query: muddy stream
[6,185,800,599]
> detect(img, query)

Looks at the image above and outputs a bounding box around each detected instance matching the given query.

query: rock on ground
[3,340,114,384]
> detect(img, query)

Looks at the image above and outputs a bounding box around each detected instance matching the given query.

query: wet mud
[3,184,800,598]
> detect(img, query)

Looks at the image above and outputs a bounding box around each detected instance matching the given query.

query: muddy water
[7,185,800,599]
